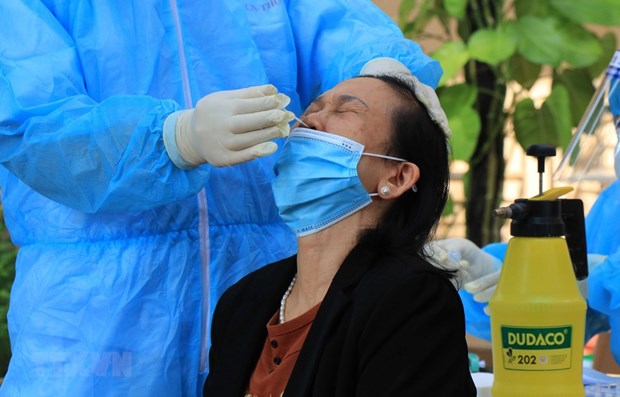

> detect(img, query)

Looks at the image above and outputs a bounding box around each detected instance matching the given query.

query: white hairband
[387,72,452,140]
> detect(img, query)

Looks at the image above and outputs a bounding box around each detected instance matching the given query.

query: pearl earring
[380,186,391,196]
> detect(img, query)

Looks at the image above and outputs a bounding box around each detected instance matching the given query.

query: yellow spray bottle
[489,144,587,397]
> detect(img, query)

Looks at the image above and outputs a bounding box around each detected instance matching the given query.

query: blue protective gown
[0,1,441,396]
[585,181,620,359]
[587,72,620,360]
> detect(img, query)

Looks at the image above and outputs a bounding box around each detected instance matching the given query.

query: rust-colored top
[245,303,321,397]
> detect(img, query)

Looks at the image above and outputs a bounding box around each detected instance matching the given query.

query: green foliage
[550,0,620,26]
[401,0,619,153]
[0,208,16,377]
[507,54,541,90]
[554,68,597,126]
[431,41,469,85]
[467,27,517,65]
[590,33,619,77]
[399,0,620,244]
[444,0,467,18]
[438,84,480,161]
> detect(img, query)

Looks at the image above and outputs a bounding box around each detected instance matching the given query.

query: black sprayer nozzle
[494,201,529,220]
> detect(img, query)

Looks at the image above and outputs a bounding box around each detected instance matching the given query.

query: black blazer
[204,244,476,396]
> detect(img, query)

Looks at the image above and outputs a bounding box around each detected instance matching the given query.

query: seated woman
[204,74,476,396]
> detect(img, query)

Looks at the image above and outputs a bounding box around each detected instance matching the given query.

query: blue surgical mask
[271,128,407,237]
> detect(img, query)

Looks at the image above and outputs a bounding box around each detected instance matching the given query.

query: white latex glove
[163,84,295,168]
[464,270,500,315]
[427,238,502,288]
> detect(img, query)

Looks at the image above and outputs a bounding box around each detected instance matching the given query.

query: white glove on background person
[164,84,295,168]
[458,251,606,316]
[427,238,502,290]
[464,254,608,315]
[464,270,501,315]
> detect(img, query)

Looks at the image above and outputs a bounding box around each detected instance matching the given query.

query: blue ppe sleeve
[286,0,442,108]
[586,181,620,256]
[459,242,507,342]
[459,290,491,341]
[585,180,620,347]
[608,52,620,115]
[0,2,209,213]
[587,251,620,362]
[611,78,620,116]
[480,242,508,261]
[585,307,610,342]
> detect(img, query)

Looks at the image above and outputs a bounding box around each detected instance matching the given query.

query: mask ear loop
[362,152,407,162]
[368,185,417,197]
[363,153,418,195]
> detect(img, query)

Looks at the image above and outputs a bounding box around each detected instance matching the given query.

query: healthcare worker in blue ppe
[584,57,620,363]
[0,1,442,396]
[429,52,620,350]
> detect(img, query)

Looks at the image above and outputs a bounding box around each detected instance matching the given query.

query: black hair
[356,74,453,277]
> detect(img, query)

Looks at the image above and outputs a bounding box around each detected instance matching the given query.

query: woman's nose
[300,112,324,131]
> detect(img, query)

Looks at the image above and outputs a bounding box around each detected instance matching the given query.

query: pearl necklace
[279,274,297,324]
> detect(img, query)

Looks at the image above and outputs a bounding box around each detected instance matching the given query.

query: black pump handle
[526,144,557,195]
[560,199,588,281]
